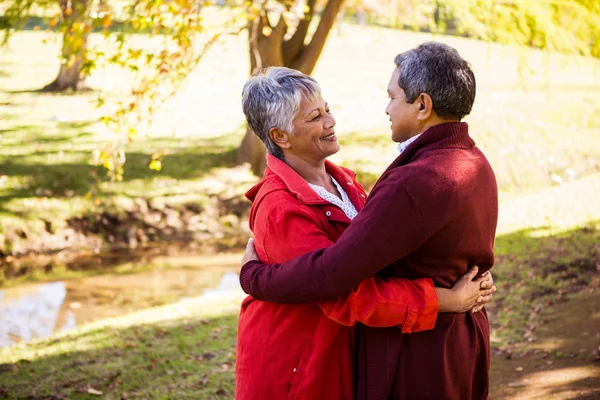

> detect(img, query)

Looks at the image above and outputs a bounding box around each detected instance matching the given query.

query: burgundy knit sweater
[240,122,499,400]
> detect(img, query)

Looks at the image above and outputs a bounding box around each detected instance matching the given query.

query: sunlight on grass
[518,366,600,395]
[497,173,600,236]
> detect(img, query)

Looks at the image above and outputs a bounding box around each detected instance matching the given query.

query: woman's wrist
[435,287,459,313]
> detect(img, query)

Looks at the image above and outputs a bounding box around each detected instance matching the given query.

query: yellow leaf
[149,160,162,171]
[262,25,272,36]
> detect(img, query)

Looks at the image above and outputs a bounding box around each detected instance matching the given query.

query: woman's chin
[326,143,341,157]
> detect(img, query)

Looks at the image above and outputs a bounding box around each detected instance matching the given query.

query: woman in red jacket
[235,67,495,400]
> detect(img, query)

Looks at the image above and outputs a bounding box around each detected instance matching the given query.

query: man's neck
[418,116,460,135]
[283,153,330,187]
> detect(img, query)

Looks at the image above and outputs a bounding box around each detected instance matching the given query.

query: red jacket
[235,155,439,400]
[241,123,499,400]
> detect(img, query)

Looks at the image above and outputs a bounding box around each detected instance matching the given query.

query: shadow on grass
[0,312,239,399]
[0,133,241,209]
[490,290,600,399]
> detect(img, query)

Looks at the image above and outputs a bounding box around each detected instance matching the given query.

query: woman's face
[286,94,339,162]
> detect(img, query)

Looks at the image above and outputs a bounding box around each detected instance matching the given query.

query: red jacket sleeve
[255,199,439,332]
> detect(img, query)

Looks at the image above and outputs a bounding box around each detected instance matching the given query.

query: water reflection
[197,272,241,300]
[0,254,243,348]
[0,282,76,348]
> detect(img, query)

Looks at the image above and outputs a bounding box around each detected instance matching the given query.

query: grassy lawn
[0,21,599,398]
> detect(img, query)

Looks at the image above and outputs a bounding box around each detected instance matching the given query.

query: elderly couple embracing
[235,42,499,400]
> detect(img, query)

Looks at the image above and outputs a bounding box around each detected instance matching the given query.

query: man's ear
[269,127,291,150]
[416,93,434,120]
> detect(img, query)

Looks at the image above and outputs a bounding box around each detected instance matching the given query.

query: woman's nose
[325,113,336,128]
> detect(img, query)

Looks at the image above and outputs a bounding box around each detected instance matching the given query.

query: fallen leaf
[515,366,524,372]
[87,387,103,395]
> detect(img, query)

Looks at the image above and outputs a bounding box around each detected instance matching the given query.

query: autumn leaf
[86,387,103,395]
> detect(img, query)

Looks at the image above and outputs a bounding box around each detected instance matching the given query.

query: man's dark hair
[394,42,476,120]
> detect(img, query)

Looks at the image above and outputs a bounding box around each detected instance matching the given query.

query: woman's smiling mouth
[320,132,337,141]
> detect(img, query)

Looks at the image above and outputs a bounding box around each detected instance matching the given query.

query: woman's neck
[283,152,331,187]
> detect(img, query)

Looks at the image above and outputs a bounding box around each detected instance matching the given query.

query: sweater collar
[246,154,356,205]
[392,122,474,166]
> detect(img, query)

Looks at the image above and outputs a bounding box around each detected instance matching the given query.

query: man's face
[385,68,419,143]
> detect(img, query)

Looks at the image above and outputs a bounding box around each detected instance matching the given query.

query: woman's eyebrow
[306,103,328,116]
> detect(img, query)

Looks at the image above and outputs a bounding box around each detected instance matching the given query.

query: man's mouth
[320,132,337,141]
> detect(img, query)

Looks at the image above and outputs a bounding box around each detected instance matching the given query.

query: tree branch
[291,0,344,74]
[282,0,317,67]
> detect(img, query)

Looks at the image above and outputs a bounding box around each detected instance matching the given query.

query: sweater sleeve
[240,169,451,304]
[257,200,439,332]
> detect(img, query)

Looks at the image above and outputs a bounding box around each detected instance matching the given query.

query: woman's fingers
[476,286,496,303]
[463,265,479,282]
[476,271,494,289]
[471,305,484,313]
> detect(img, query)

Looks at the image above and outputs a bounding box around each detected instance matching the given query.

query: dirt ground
[489,289,600,399]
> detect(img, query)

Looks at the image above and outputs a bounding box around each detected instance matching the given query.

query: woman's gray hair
[394,42,476,120]
[241,67,322,160]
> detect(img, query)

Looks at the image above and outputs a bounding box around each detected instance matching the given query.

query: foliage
[4,0,597,178]
[403,0,600,58]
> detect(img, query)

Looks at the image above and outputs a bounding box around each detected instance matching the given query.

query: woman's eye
[326,109,331,114]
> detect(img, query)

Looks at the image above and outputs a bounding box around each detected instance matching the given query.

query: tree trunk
[41,0,90,92]
[237,1,344,176]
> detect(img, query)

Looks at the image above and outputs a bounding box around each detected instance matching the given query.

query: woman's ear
[416,93,434,120]
[269,127,291,149]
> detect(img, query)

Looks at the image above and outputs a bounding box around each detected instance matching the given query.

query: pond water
[0,252,243,348]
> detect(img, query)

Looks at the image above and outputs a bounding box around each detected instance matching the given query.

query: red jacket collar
[246,154,357,206]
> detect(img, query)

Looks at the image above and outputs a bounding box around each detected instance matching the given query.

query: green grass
[0,292,244,399]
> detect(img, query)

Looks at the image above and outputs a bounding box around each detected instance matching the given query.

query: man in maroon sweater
[240,42,499,400]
